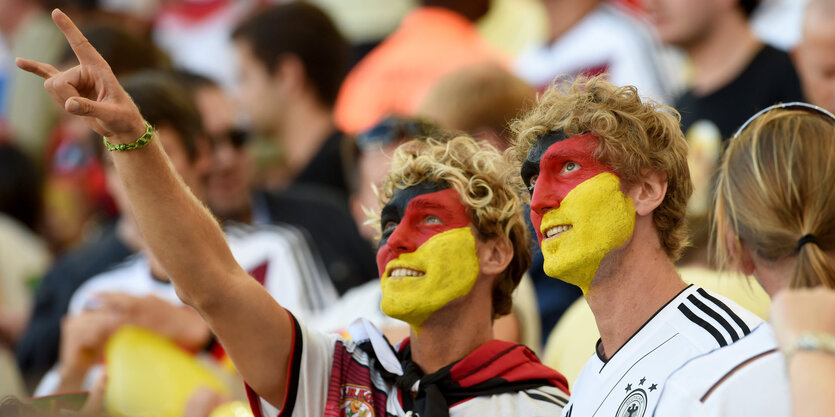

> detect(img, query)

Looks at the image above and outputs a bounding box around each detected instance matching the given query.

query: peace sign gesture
[16,9,146,143]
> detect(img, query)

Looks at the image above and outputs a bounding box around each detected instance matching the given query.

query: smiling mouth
[387,267,426,279]
[543,224,572,240]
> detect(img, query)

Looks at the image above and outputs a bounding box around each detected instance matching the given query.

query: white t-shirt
[249,317,569,417]
[652,323,789,417]
[514,2,676,103]
[563,285,762,417]
[36,223,338,396]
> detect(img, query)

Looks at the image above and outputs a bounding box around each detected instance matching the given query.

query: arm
[17,10,293,407]
[770,288,835,417]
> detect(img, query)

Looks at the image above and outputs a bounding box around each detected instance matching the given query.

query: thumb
[65,96,105,117]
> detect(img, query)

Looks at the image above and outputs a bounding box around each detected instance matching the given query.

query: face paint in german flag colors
[376,183,480,330]
[522,132,636,293]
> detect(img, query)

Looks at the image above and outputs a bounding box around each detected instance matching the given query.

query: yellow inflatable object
[105,326,229,417]
[209,401,254,417]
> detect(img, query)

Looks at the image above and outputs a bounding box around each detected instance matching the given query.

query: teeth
[389,268,426,278]
[545,225,572,239]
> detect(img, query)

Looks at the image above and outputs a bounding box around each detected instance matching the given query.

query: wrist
[104,120,154,152]
[783,331,835,360]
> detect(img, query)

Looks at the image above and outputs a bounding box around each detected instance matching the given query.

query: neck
[544,0,599,42]
[586,225,687,359]
[686,13,761,95]
[275,98,335,180]
[408,296,494,374]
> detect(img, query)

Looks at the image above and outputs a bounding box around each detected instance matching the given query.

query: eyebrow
[409,198,450,211]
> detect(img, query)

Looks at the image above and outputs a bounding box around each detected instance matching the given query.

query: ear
[724,226,755,274]
[273,54,306,95]
[627,169,668,217]
[478,236,514,277]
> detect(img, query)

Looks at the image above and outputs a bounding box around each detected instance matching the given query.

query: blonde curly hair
[511,75,692,260]
[377,136,531,318]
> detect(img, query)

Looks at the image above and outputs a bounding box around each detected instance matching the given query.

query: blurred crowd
[0,0,833,415]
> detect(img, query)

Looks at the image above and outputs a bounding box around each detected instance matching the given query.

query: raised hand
[15,9,145,142]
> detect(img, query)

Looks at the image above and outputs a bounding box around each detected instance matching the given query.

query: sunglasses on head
[733,102,835,139]
[356,116,439,150]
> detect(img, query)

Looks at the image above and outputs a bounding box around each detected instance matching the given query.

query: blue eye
[563,161,579,173]
[424,215,442,225]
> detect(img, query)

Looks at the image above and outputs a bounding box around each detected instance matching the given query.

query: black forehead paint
[379,181,448,245]
[520,130,571,189]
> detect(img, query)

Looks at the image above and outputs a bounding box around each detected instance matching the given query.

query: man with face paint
[511,75,762,417]
[16,13,570,416]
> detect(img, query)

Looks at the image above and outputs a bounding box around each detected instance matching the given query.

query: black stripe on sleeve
[696,288,751,336]
[687,294,741,342]
[277,310,304,417]
[678,304,728,347]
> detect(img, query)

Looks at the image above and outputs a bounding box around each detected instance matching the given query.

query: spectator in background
[644,0,803,141]
[418,63,535,150]
[334,0,505,135]
[0,144,50,399]
[231,3,352,197]
[795,0,835,113]
[1,0,65,161]
[178,71,376,294]
[515,0,674,103]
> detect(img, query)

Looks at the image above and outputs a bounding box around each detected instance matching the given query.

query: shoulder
[654,324,788,416]
[668,286,763,351]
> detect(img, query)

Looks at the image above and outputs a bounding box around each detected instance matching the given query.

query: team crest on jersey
[615,377,658,417]
[341,384,374,417]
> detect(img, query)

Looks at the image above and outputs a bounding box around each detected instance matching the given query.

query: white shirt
[36,222,337,396]
[653,324,790,417]
[563,285,762,417]
[514,2,676,103]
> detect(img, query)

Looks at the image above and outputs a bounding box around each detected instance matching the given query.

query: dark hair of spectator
[120,70,204,162]
[231,2,349,108]
[60,23,170,77]
[739,0,760,18]
[420,0,491,21]
[0,144,43,232]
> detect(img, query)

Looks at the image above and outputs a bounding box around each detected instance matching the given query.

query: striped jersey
[563,285,762,417]
[653,323,789,416]
[248,317,570,417]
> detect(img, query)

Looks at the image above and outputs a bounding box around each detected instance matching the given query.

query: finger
[65,97,111,118]
[80,371,107,415]
[15,57,60,79]
[51,9,103,67]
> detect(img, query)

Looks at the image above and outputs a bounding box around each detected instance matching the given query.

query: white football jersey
[563,285,762,417]
[653,323,789,417]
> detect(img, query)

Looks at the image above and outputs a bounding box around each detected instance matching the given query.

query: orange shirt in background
[334,7,507,134]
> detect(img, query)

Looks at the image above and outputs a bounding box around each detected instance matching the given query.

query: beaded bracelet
[784,331,835,360]
[102,121,154,152]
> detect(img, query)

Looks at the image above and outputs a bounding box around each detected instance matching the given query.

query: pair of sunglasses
[733,102,835,139]
[210,128,249,149]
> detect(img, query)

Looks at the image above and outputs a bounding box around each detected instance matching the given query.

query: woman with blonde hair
[653,102,835,417]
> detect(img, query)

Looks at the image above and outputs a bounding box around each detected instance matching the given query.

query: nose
[530,178,561,217]
[385,223,416,256]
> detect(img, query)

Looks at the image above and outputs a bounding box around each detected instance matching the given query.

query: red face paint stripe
[528,134,615,242]
[376,188,470,276]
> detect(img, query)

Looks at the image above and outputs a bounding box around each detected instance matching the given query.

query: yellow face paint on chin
[380,227,480,332]
[540,172,635,293]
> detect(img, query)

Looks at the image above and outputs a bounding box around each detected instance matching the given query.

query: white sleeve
[246,311,340,417]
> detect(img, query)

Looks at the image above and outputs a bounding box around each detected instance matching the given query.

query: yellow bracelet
[103,121,154,152]
[784,332,835,359]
